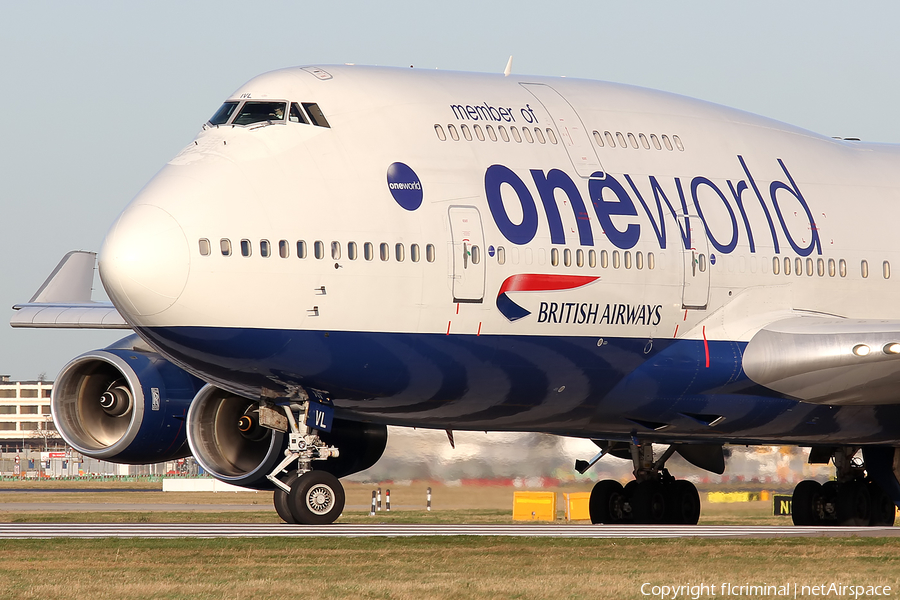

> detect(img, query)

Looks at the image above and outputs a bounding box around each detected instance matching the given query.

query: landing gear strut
[791,447,896,527]
[587,440,701,525]
[263,395,344,525]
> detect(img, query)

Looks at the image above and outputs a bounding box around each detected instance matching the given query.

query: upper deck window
[209,102,238,125]
[233,101,287,126]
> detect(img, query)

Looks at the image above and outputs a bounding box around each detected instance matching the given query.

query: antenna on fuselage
[504,56,513,77]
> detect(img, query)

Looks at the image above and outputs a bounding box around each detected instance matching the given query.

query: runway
[1,523,899,539]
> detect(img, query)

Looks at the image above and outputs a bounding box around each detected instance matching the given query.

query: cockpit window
[289,103,309,124]
[302,102,330,128]
[209,102,238,125]
[232,101,287,126]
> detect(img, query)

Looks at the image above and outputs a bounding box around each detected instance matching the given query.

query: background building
[0,375,59,451]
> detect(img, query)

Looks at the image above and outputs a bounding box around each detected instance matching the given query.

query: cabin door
[520,82,605,179]
[682,215,710,309]
[448,206,485,303]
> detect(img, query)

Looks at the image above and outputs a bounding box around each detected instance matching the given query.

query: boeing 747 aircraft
[13,64,900,526]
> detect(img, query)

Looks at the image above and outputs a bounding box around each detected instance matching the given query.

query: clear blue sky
[2,1,900,380]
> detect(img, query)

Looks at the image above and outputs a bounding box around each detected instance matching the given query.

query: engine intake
[52,343,204,463]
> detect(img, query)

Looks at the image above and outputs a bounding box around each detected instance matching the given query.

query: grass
[0,537,897,599]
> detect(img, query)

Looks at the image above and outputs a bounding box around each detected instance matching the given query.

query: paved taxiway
[2,523,899,539]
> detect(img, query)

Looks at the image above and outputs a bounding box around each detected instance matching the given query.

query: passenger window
[474,125,485,141]
[639,133,650,149]
[380,243,389,261]
[279,240,289,258]
[589,250,597,268]
[601,250,609,268]
[461,124,472,141]
[302,103,330,128]
[471,245,481,264]
[511,127,522,143]
[486,125,497,141]
[497,246,506,265]
[698,254,707,272]
[604,131,616,147]
[662,135,674,151]
[199,239,211,256]
[314,241,324,259]
[616,132,627,147]
[795,257,802,276]
[636,251,644,270]
[551,248,559,267]
[534,128,545,144]
[410,244,420,262]
[828,258,836,277]
[783,257,791,275]
[861,260,869,278]
[395,243,405,262]
[546,128,558,144]
[651,134,662,150]
[817,258,824,277]
[348,241,358,260]
[331,241,341,260]
[434,124,446,141]
[673,135,685,151]
[884,261,891,279]
[233,101,287,126]
[426,244,436,262]
[840,259,847,277]
[209,102,238,125]
[260,240,271,258]
[499,126,510,142]
[297,240,307,259]
[613,250,621,269]
[289,103,309,124]
[576,249,584,268]
[772,257,780,275]
[593,131,604,147]
[241,239,252,257]
[522,127,534,143]
[220,239,232,256]
[364,242,374,261]
[806,258,814,276]
[628,133,639,149]
[564,248,572,267]
[448,124,459,141]
[648,252,655,270]
[624,251,632,269]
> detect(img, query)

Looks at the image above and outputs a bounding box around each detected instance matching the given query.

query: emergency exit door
[448,206,485,303]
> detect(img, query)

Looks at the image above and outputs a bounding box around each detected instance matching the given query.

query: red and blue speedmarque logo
[496,274,599,322]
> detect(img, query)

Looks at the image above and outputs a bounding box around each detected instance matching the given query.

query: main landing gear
[262,396,345,525]
[791,447,896,527]
[585,441,701,525]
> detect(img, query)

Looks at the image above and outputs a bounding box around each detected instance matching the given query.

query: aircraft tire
[287,470,346,525]
[589,479,626,524]
[868,481,897,526]
[837,480,871,526]
[273,472,299,524]
[791,480,824,526]
[631,480,667,524]
[666,480,701,525]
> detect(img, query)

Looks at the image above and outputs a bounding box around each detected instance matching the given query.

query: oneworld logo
[387,162,423,211]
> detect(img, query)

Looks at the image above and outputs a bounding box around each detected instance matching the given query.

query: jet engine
[52,340,205,463]
[187,384,388,489]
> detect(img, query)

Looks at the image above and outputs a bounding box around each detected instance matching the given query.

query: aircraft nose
[99,203,190,318]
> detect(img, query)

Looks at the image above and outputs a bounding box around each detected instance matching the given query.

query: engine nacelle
[52,344,205,463]
[187,384,388,488]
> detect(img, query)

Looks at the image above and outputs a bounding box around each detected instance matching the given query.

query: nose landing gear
[262,393,344,525]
